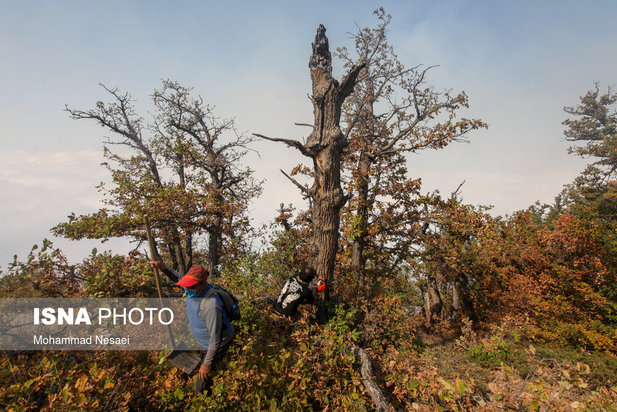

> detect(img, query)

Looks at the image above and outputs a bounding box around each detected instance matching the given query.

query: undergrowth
[1,259,616,410]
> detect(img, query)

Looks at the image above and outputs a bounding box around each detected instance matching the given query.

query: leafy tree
[336,9,486,284]
[256,204,311,284]
[563,83,617,183]
[54,81,262,278]
[418,191,499,324]
[413,84,617,336]
[1,239,175,298]
[547,83,617,300]
[419,192,617,353]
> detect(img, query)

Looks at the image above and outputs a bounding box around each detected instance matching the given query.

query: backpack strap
[203,286,231,329]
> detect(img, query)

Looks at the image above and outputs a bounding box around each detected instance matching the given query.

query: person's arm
[149,260,181,283]
[200,298,223,366]
[276,278,292,304]
[161,266,182,283]
[301,285,315,304]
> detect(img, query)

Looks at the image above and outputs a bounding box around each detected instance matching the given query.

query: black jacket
[274,274,314,317]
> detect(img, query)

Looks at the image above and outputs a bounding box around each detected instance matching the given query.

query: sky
[1,0,616,270]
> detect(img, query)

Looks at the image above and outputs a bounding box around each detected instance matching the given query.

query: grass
[402,326,617,409]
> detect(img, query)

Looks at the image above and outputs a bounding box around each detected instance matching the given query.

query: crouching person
[151,260,233,395]
[273,267,320,320]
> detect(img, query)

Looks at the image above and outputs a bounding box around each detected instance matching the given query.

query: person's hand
[198,363,211,381]
[149,259,164,270]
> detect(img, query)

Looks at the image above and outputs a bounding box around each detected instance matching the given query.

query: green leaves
[563,84,617,178]
[63,80,262,280]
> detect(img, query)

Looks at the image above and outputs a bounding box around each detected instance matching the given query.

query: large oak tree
[55,81,262,278]
[337,9,486,284]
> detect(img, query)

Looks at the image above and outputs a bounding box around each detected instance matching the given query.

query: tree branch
[337,61,367,104]
[280,169,314,197]
[253,133,312,157]
[450,180,465,200]
[351,347,391,412]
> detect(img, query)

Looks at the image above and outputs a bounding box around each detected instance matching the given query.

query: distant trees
[556,85,617,225]
[418,192,493,324]
[412,84,617,352]
[563,83,617,183]
[2,240,80,298]
[54,81,262,278]
[557,83,617,303]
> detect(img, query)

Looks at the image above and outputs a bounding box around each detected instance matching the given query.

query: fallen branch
[258,299,391,411]
[351,346,391,412]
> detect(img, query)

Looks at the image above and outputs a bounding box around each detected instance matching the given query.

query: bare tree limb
[451,180,466,200]
[337,61,367,104]
[280,169,313,197]
[254,133,313,157]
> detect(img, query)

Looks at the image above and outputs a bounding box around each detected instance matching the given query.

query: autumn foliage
[2,12,617,411]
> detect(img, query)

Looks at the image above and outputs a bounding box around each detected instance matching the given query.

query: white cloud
[0,149,103,190]
[0,149,111,268]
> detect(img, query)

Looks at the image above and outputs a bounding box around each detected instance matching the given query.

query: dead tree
[256,25,365,286]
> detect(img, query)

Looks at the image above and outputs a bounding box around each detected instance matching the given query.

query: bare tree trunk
[351,153,371,285]
[348,73,377,286]
[207,214,222,279]
[306,25,365,286]
[424,274,442,326]
[306,25,343,284]
[257,25,365,288]
[205,177,225,279]
[185,235,193,269]
[172,237,187,275]
[451,274,471,320]
[351,347,391,411]
[166,243,178,269]
[451,279,461,320]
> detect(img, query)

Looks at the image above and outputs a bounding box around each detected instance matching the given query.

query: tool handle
[144,216,176,348]
[144,216,164,300]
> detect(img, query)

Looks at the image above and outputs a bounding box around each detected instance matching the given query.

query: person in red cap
[151,260,233,395]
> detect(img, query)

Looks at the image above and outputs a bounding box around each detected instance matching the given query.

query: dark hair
[299,267,316,282]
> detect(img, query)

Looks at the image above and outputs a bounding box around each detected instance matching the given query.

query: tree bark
[347,69,378,286]
[424,274,442,326]
[451,279,461,320]
[207,213,222,279]
[351,347,391,412]
[351,152,371,285]
[306,25,365,285]
[172,237,187,275]
[451,274,471,320]
[258,25,364,287]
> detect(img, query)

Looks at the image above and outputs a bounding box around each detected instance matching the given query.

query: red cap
[175,265,209,288]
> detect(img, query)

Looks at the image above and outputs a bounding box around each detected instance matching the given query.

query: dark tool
[144,216,200,375]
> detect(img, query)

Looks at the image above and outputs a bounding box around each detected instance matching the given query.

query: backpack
[204,284,241,321]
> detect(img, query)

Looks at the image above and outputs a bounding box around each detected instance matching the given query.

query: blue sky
[1,1,616,269]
